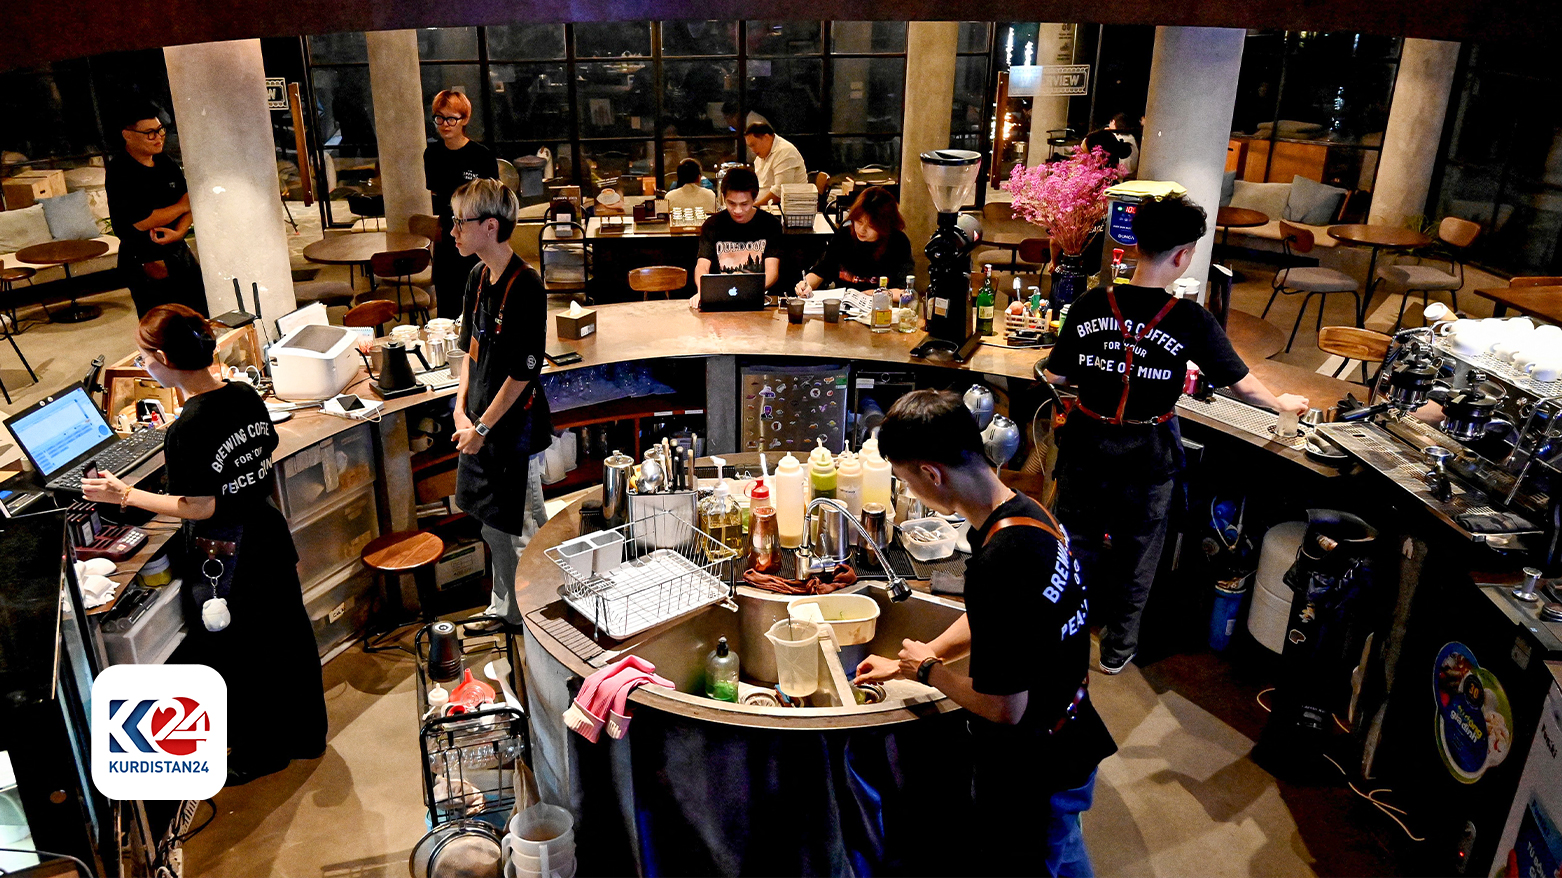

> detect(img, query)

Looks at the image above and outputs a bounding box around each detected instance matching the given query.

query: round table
[1327,224,1432,322]
[1225,309,1286,361]
[15,239,111,323]
[303,231,429,289]
[1216,206,1269,247]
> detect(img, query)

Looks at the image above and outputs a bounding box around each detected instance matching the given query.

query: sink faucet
[806,497,912,602]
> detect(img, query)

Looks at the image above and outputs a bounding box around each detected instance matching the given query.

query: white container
[1248,521,1306,654]
[505,837,576,875]
[899,517,957,561]
[766,618,822,698]
[789,593,880,646]
[541,441,568,484]
[558,430,578,471]
[587,530,625,574]
[555,537,595,576]
[507,804,575,860]
[268,323,362,401]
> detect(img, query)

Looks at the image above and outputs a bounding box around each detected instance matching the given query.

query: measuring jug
[765,618,822,698]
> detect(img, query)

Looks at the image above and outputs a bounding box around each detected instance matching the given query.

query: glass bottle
[976,265,995,336]
[871,276,893,333]
[897,274,920,333]
[747,480,780,574]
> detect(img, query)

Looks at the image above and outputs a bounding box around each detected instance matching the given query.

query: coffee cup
[1524,358,1562,383]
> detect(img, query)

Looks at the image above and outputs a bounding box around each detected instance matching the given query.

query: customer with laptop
[81,305,327,786]
[689,167,783,312]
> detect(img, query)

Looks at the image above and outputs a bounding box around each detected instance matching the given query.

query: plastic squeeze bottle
[808,438,837,501]
[836,452,863,526]
[861,447,892,522]
[774,452,805,549]
[705,637,740,702]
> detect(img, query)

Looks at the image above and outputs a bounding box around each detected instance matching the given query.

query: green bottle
[976,264,996,336]
[705,637,739,702]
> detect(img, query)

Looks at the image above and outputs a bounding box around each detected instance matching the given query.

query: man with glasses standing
[425,89,498,320]
[107,102,207,317]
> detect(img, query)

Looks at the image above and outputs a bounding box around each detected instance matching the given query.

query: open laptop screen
[7,386,113,477]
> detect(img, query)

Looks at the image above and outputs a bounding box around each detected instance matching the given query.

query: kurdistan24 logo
[92,664,226,800]
[107,697,210,756]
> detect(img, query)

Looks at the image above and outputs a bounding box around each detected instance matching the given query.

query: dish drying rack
[547,509,739,641]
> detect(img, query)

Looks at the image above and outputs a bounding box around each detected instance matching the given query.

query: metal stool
[1,266,37,331]
[362,530,445,623]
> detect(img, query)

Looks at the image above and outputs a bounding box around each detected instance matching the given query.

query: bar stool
[362,530,445,623]
[627,266,687,301]
[1,267,37,331]
[1317,325,1392,386]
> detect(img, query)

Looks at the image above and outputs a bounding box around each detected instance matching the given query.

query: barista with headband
[1043,194,1309,676]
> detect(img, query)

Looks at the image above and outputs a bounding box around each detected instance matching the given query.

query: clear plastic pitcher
[765,618,822,698]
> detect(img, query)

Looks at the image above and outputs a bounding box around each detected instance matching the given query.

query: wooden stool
[1,266,37,331]
[627,266,687,301]
[362,530,445,622]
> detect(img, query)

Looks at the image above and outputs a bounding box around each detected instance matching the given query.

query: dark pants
[975,756,1099,877]
[432,234,477,320]
[123,242,207,318]
[1055,462,1175,665]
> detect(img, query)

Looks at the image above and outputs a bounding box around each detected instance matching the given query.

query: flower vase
[1050,252,1089,311]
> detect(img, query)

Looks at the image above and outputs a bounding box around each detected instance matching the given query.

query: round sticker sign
[1432,641,1513,784]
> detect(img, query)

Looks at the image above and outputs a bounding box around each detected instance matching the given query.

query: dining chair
[343,299,400,336]
[1262,222,1363,352]
[1379,216,1481,331]
[1317,325,1392,385]
[408,214,443,246]
[627,266,687,302]
[360,249,434,322]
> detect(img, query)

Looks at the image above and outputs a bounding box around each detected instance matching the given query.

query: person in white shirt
[665,158,716,214]
[744,122,807,206]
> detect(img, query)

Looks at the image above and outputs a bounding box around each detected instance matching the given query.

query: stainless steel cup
[812,503,852,564]
[859,503,888,566]
[602,450,634,527]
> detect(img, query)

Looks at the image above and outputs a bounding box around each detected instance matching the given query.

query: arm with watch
[452,337,531,455]
[852,615,1029,726]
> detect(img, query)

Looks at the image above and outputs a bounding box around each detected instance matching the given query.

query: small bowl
[898,517,957,562]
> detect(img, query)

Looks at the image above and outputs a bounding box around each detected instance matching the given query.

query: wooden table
[1327,224,1432,321]
[1226,309,1286,360]
[302,231,428,289]
[15,239,111,323]
[1216,206,1268,247]
[1473,285,1562,323]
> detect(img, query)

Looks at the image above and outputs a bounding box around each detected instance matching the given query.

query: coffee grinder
[910,150,984,363]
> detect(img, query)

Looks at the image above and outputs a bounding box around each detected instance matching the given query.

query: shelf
[551,394,704,430]
[542,457,604,497]
[411,450,459,474]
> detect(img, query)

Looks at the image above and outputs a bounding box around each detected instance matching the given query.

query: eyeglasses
[125,125,167,140]
[451,216,491,230]
[432,114,467,126]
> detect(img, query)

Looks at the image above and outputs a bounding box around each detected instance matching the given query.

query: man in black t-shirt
[106,104,207,317]
[424,89,499,320]
[856,390,1116,877]
[1043,194,1308,674]
[449,179,550,632]
[689,167,782,310]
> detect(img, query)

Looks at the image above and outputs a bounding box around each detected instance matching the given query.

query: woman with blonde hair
[425,89,498,319]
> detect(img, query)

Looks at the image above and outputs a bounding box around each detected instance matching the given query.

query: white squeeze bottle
[837,452,864,527]
[861,448,892,522]
[774,453,805,549]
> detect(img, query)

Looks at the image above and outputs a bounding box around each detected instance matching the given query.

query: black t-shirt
[963,492,1117,790]
[1047,283,1249,477]
[163,383,278,526]
[424,141,499,221]
[106,151,189,263]
[696,209,784,280]
[808,226,915,290]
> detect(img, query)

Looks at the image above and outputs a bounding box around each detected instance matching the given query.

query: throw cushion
[40,190,101,241]
[0,204,53,254]
[1220,170,1237,207]
[1284,175,1347,225]
[1228,181,1291,222]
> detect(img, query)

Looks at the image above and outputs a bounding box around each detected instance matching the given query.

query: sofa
[1,167,120,283]
[1220,173,1358,259]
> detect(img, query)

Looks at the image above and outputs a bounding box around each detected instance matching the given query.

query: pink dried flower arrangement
[1002,146,1125,256]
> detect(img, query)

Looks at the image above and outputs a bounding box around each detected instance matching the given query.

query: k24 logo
[92,664,227,800]
[107,697,211,756]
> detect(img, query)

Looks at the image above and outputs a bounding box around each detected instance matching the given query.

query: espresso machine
[910,150,984,363]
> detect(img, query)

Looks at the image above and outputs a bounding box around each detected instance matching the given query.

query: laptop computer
[4,384,166,494]
[699,272,767,312]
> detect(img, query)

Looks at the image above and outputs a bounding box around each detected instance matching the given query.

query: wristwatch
[916,656,943,685]
[474,420,491,437]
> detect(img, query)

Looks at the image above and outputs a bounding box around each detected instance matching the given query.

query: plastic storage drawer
[292,485,380,590]
[303,564,377,659]
[277,423,378,520]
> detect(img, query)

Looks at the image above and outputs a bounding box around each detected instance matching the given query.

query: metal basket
[546,508,739,640]
[781,212,815,229]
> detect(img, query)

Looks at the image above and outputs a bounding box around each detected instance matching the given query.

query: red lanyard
[478,264,521,336]
[1075,285,1179,426]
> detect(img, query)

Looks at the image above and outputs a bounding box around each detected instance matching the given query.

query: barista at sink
[855,390,1116,877]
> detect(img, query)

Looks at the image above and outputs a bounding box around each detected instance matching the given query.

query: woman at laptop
[793,186,913,296]
[690,166,783,311]
[82,304,327,786]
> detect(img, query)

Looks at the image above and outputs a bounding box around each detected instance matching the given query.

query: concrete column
[898,22,960,273]
[1138,27,1246,288]
[164,40,296,322]
[367,30,432,234]
[1368,39,1461,227]
[1026,24,1077,166]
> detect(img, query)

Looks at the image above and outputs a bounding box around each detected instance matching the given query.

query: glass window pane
[486,24,566,60]
[957,22,991,54]
[747,21,822,56]
[1231,31,1285,134]
[950,55,987,136]
[663,60,737,137]
[575,22,652,58]
[417,28,478,61]
[576,61,656,137]
[661,21,738,56]
[420,66,484,141]
[489,64,571,143]
[311,67,376,157]
[581,140,654,195]
[831,22,906,54]
[746,58,824,135]
[828,136,901,175]
[831,57,905,134]
[663,139,739,187]
[308,32,367,64]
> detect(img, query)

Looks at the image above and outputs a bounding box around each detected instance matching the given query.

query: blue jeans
[975,761,1098,876]
[1046,771,1097,878]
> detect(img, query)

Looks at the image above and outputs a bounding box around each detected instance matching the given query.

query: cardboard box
[556,307,597,340]
[3,169,67,208]
[435,540,487,589]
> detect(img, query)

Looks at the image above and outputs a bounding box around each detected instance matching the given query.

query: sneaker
[1098,653,1135,675]
[462,618,507,636]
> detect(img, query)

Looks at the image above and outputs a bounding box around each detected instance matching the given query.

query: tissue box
[557,307,597,340]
